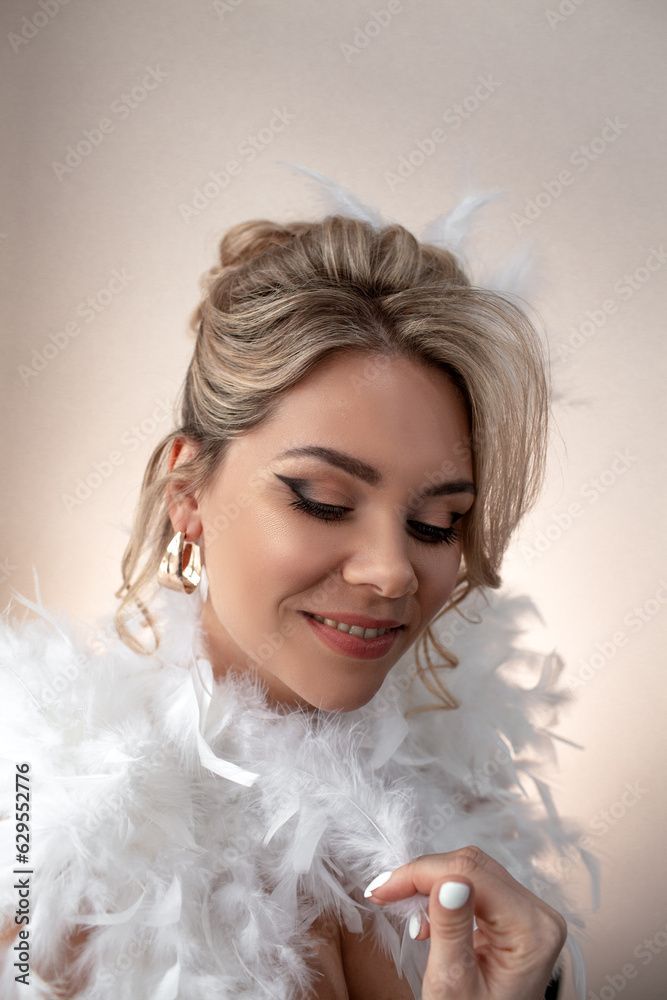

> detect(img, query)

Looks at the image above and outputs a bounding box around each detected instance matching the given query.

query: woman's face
[173,351,475,713]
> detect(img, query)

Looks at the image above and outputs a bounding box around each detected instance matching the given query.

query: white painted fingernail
[438,881,471,910]
[364,871,393,898]
[408,914,421,939]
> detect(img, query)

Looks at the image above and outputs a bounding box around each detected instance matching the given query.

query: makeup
[301,612,402,659]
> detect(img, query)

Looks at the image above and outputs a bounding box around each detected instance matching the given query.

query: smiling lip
[301,611,405,629]
[301,612,402,660]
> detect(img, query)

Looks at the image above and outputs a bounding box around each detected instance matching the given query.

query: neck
[198,595,321,716]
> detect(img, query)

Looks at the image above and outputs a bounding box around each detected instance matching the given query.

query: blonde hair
[115,215,549,711]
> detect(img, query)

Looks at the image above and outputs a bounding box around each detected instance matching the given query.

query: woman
[0,214,588,998]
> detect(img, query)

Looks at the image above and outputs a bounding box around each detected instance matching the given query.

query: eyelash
[288,492,461,547]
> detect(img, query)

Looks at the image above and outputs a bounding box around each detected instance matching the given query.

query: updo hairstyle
[115,215,549,709]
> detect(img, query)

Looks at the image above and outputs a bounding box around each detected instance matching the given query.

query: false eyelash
[288,494,461,547]
[289,495,348,521]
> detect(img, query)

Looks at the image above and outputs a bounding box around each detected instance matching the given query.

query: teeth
[311,614,393,639]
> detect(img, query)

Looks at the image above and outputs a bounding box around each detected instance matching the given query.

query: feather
[150,962,181,1000]
[0,579,596,999]
[278,162,385,227]
[420,190,500,250]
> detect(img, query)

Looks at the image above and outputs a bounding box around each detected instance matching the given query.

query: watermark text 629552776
[13,763,33,986]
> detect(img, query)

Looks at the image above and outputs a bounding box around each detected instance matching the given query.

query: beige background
[2,0,666,996]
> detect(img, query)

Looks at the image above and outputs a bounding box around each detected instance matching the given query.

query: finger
[365,848,525,905]
[364,847,553,954]
[422,879,482,995]
[408,908,430,941]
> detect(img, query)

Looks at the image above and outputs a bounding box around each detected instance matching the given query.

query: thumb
[424,880,479,995]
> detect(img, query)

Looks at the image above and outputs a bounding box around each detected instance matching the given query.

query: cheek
[419,547,463,620]
[203,503,331,618]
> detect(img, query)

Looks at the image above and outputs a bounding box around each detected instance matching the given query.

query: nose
[341,514,418,598]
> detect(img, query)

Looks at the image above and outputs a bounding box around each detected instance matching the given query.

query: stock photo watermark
[61,397,173,512]
[0,557,19,585]
[51,66,169,181]
[555,246,666,361]
[520,449,638,563]
[588,919,667,1000]
[511,117,628,232]
[179,107,296,223]
[384,75,502,191]
[340,2,404,62]
[567,579,667,689]
[545,0,588,30]
[12,763,32,986]
[7,0,72,54]
[17,267,135,384]
[213,0,246,17]
[529,780,648,893]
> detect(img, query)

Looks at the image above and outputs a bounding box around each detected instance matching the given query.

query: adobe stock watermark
[95,933,152,991]
[0,557,18,585]
[61,397,174,513]
[385,75,502,191]
[529,780,648,899]
[366,604,482,724]
[511,117,628,232]
[340,2,404,63]
[415,743,516,848]
[555,247,666,361]
[179,107,296,223]
[520,448,638,563]
[200,563,345,677]
[213,0,246,16]
[38,622,121,730]
[17,267,135,385]
[545,0,588,30]
[588,920,667,1000]
[7,0,72,54]
[348,353,393,394]
[51,65,169,181]
[567,579,667,689]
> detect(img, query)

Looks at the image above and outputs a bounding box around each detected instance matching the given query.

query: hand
[364,846,567,1000]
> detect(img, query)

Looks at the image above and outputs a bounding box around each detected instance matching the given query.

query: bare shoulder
[302,912,350,1000]
[339,912,416,1000]
[303,910,415,1000]
[1,917,90,998]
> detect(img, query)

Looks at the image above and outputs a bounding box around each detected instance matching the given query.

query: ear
[165,436,203,542]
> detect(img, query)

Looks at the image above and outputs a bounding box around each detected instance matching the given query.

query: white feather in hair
[279,164,537,299]
[278,162,385,228]
[0,580,596,999]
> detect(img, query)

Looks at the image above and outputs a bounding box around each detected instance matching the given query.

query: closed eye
[284,484,462,548]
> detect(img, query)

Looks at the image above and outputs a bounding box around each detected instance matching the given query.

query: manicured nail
[438,881,471,910]
[364,871,393,898]
[408,913,422,939]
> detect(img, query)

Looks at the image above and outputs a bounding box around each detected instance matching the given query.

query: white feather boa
[0,582,598,999]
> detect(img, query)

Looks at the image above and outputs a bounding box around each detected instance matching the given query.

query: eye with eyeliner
[274,473,463,547]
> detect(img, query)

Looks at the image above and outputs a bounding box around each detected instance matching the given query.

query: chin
[305,687,379,714]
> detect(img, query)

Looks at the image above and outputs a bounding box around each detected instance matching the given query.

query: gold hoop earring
[157,531,202,594]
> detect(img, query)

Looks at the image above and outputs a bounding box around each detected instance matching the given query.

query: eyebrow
[275,445,476,499]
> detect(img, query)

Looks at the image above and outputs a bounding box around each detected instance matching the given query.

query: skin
[1,352,564,998]
[366,848,567,1000]
[165,350,567,999]
[167,350,476,714]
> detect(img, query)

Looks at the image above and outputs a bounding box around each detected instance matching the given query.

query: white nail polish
[408,914,421,939]
[438,881,471,910]
[364,870,393,898]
